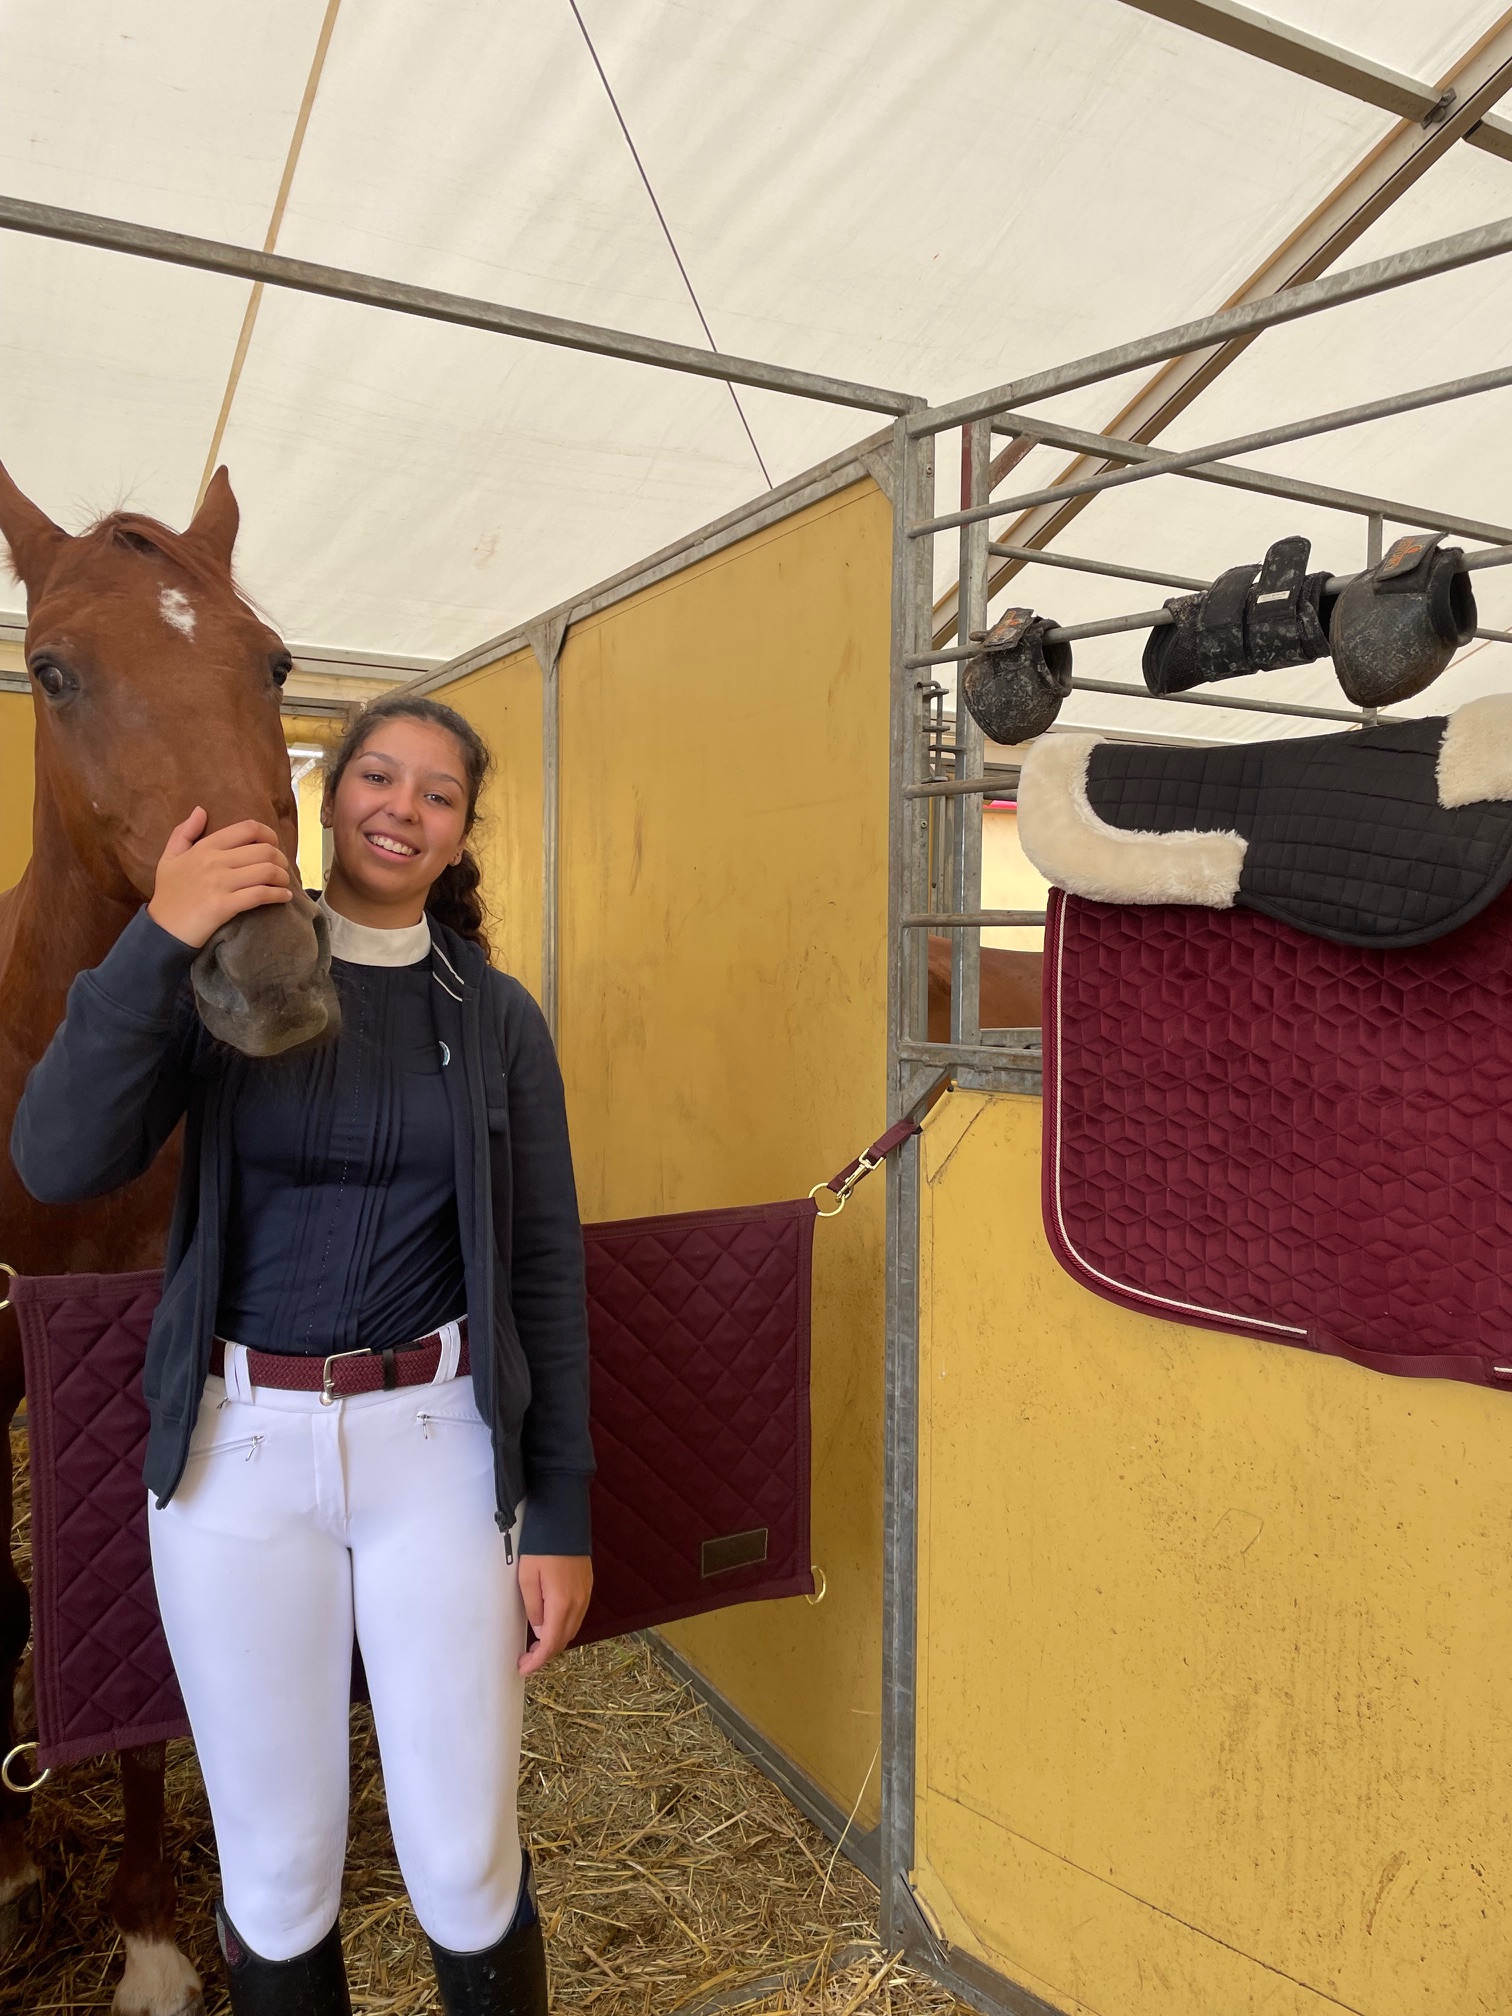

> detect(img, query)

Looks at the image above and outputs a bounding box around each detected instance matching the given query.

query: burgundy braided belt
[209,1318,470,1405]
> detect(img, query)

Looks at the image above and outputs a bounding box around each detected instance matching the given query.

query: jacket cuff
[519,1471,593,1556]
[87,907,198,1024]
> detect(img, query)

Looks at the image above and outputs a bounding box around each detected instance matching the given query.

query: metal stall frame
[12,184,1512,2015]
[881,214,1512,2015]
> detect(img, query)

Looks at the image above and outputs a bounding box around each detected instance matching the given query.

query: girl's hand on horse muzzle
[147,807,294,949]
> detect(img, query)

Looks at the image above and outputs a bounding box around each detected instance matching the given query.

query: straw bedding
[1,1429,970,2014]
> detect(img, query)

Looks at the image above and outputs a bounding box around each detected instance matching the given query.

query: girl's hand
[517,1555,594,1674]
[147,808,294,949]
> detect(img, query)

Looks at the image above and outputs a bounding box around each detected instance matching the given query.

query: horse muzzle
[191,891,340,1057]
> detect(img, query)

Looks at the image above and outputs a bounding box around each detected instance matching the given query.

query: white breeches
[148,1337,526,1962]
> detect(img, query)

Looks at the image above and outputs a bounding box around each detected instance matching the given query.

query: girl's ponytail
[424,847,488,953]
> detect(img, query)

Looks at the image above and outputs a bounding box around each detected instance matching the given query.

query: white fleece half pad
[1017,733,1246,908]
[1437,693,1512,808]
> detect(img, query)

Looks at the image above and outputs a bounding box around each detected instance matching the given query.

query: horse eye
[270,651,292,690]
[31,661,69,700]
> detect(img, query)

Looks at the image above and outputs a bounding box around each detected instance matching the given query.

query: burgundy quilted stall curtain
[12,1195,818,1769]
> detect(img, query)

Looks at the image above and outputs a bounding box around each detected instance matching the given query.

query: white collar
[318,895,431,968]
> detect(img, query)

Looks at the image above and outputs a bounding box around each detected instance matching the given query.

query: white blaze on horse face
[158,587,196,639]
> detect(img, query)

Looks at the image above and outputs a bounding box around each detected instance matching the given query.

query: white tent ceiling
[2,0,1511,737]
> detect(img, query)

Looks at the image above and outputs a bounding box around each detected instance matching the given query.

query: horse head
[0,459,339,1055]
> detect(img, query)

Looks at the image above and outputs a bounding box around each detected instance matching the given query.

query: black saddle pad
[1019,707,1512,949]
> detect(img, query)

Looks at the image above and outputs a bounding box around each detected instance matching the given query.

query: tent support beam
[914,207,1512,436]
[1117,0,1512,160]
[0,193,917,417]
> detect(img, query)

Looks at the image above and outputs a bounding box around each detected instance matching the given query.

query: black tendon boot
[216,1902,353,2016]
[429,1851,549,2015]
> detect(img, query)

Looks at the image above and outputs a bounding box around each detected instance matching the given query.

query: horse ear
[186,465,240,569]
[0,458,67,597]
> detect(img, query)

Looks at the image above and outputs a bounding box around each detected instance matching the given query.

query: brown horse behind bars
[0,461,337,2014]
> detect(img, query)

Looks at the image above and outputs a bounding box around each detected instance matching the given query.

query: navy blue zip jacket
[10,907,595,1556]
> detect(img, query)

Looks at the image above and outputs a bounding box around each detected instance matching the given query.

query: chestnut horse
[0,462,338,2014]
[925,934,1042,1039]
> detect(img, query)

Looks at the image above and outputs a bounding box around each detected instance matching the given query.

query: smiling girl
[13,694,593,2016]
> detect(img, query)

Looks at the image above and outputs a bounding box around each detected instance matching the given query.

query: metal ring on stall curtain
[0,1262,15,1313]
[805,1566,828,1605]
[2,1742,50,1794]
[808,1183,848,1219]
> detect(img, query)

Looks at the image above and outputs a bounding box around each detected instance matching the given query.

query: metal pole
[913,208,1512,434]
[881,415,935,1954]
[0,193,917,416]
[1064,679,1382,725]
[904,911,1047,928]
[908,541,1512,667]
[916,414,1512,544]
[987,543,1209,592]
[526,614,569,1043]
[951,425,990,1048]
[965,358,1512,525]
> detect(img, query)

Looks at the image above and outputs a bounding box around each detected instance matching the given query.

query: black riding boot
[428,1851,548,2015]
[216,1902,353,2016]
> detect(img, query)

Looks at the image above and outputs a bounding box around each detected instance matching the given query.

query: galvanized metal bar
[913,536,1512,674]
[898,1039,1042,1069]
[906,645,979,666]
[1116,0,1512,167]
[951,425,990,1049]
[0,193,917,416]
[904,911,1048,928]
[904,775,1020,800]
[911,208,1512,435]
[880,414,937,1953]
[1068,678,1376,724]
[916,415,1512,542]
[970,359,1512,524]
[1117,0,1456,124]
[1475,627,1512,643]
[972,411,1512,541]
[987,543,1209,592]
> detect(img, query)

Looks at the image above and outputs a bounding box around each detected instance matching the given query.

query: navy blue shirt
[13,907,596,1552]
[216,956,466,1355]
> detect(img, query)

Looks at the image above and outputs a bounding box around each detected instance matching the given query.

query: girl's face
[324,716,471,916]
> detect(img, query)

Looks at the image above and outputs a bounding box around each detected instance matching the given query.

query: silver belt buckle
[320,1345,374,1406]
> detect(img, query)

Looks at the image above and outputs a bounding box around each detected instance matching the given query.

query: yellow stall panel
[553,478,893,1825]
[0,687,36,893]
[915,1089,1512,2016]
[444,645,545,998]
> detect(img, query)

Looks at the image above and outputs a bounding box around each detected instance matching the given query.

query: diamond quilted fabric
[12,1199,815,1767]
[1043,884,1512,1386]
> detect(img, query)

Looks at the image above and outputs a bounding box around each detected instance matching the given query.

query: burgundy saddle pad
[12,1196,814,1768]
[1043,883,1512,1387]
